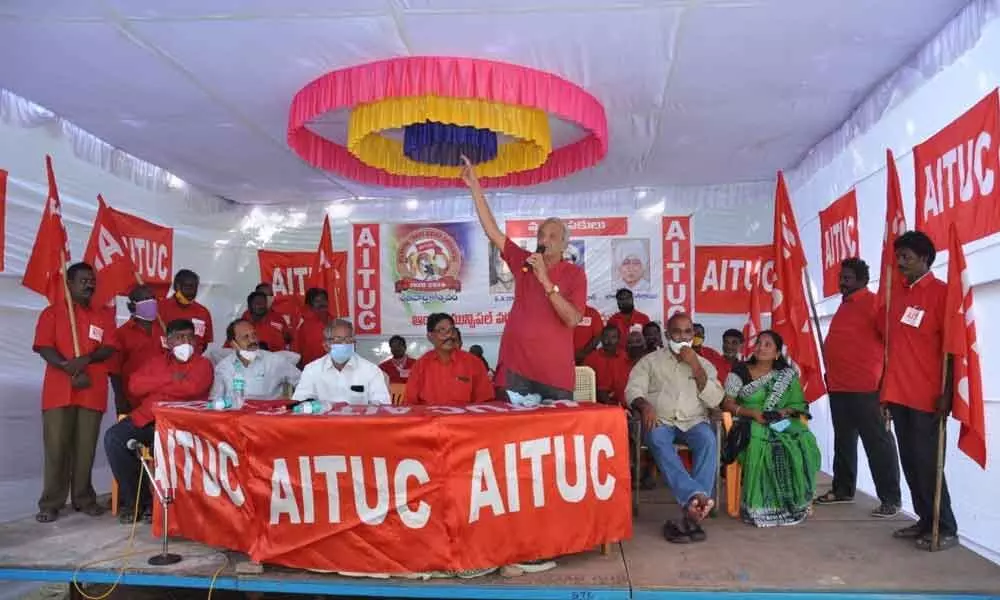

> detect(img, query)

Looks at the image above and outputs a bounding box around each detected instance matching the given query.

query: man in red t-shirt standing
[380,335,416,384]
[293,288,331,367]
[158,269,214,353]
[879,231,957,551]
[608,289,650,351]
[242,290,288,352]
[574,305,604,365]
[463,158,586,407]
[110,284,166,415]
[816,258,901,517]
[32,263,118,523]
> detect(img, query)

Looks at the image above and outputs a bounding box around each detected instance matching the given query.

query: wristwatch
[546,284,560,297]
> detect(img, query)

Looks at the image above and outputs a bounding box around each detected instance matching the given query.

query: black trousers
[104,417,155,514]
[829,391,901,505]
[889,403,958,536]
[501,369,574,400]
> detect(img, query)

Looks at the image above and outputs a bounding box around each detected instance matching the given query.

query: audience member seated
[158,269,214,353]
[254,281,298,334]
[584,325,631,407]
[468,344,495,380]
[720,330,820,527]
[406,313,493,406]
[693,322,730,380]
[110,284,165,416]
[721,328,743,368]
[210,319,301,405]
[573,305,604,365]
[379,335,415,384]
[240,290,289,351]
[626,313,723,543]
[608,288,650,351]
[104,319,213,523]
[625,330,649,366]
[293,287,331,367]
[293,319,389,405]
[642,321,663,353]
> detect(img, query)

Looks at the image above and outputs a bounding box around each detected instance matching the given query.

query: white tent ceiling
[0,0,969,204]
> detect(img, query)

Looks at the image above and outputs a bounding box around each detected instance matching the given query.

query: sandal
[35,509,58,523]
[683,518,707,542]
[662,520,690,544]
[893,524,926,539]
[815,490,853,505]
[915,534,958,552]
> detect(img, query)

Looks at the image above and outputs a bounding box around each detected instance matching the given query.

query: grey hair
[539,217,569,243]
[324,319,354,337]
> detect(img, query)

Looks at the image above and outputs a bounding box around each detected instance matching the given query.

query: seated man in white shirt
[293,319,390,406]
[210,319,301,405]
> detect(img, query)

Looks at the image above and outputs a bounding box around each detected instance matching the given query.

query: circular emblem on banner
[395,228,463,293]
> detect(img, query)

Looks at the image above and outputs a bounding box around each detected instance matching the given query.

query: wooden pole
[802,267,826,348]
[60,250,81,358]
[931,354,949,552]
[332,271,343,318]
[882,267,893,432]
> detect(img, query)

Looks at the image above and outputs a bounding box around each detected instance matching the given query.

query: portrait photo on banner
[611,238,651,294]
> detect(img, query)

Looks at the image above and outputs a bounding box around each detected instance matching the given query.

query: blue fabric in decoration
[403,121,498,166]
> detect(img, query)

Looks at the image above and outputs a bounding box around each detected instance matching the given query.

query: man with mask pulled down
[210,319,301,408]
[104,319,213,523]
[293,319,390,407]
[626,312,724,543]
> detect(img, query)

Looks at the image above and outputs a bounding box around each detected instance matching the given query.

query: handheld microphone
[126,439,145,452]
[522,244,547,273]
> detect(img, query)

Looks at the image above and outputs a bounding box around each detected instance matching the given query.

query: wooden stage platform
[1,482,998,599]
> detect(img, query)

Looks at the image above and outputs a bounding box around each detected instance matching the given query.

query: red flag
[943,224,987,468]
[309,215,348,318]
[877,149,908,309]
[23,156,72,304]
[83,195,140,307]
[0,168,7,272]
[741,276,763,360]
[771,172,826,402]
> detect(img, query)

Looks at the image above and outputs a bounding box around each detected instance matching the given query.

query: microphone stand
[136,446,182,566]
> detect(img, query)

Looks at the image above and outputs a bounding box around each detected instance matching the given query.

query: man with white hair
[614,239,650,292]
[461,157,586,405]
[293,319,389,405]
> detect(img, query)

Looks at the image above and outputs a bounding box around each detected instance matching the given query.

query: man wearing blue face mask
[292,319,390,406]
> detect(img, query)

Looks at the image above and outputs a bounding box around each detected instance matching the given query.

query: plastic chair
[389,383,406,406]
[573,366,597,403]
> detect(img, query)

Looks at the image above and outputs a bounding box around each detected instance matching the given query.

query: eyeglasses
[432,326,456,337]
[325,336,355,344]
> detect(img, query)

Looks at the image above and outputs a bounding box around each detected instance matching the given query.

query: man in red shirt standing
[584,325,631,407]
[242,290,288,352]
[608,289,650,351]
[293,288,330,367]
[406,313,492,406]
[574,305,604,365]
[103,318,213,523]
[110,284,166,415]
[32,263,118,523]
[463,158,586,408]
[692,323,730,382]
[816,258,901,517]
[158,269,214,353]
[379,335,415,384]
[879,231,957,551]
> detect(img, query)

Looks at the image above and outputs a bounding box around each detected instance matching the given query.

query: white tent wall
[788,0,1000,565]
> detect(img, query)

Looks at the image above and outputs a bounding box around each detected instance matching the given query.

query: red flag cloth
[770,172,826,402]
[23,155,72,304]
[308,215,348,318]
[943,224,987,468]
[877,149,908,310]
[0,168,7,272]
[83,195,140,307]
[741,276,763,360]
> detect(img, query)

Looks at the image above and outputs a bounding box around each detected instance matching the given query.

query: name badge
[901,306,925,328]
[398,369,410,378]
[579,317,592,327]
[192,318,206,337]
[88,325,104,343]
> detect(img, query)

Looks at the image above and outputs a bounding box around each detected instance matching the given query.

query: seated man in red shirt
[241,290,288,352]
[379,335,415,384]
[406,313,493,406]
[158,269,214,353]
[110,284,166,415]
[574,305,604,365]
[584,325,631,407]
[293,288,330,367]
[608,289,650,351]
[692,322,730,381]
[103,318,213,523]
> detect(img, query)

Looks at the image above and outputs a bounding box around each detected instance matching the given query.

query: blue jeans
[645,421,717,508]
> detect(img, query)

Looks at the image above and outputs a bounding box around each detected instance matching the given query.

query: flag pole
[59,250,81,358]
[802,267,826,349]
[132,272,168,331]
[931,353,949,552]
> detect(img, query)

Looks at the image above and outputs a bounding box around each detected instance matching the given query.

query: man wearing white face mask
[104,319,213,523]
[293,319,390,406]
[211,319,301,406]
[626,312,724,543]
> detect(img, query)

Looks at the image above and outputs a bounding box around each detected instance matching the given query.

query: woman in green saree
[721,330,821,527]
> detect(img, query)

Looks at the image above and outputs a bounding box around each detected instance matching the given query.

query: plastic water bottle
[232,375,246,409]
[209,397,233,411]
[292,400,322,415]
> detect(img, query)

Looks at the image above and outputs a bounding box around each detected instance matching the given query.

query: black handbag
[722,418,751,465]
